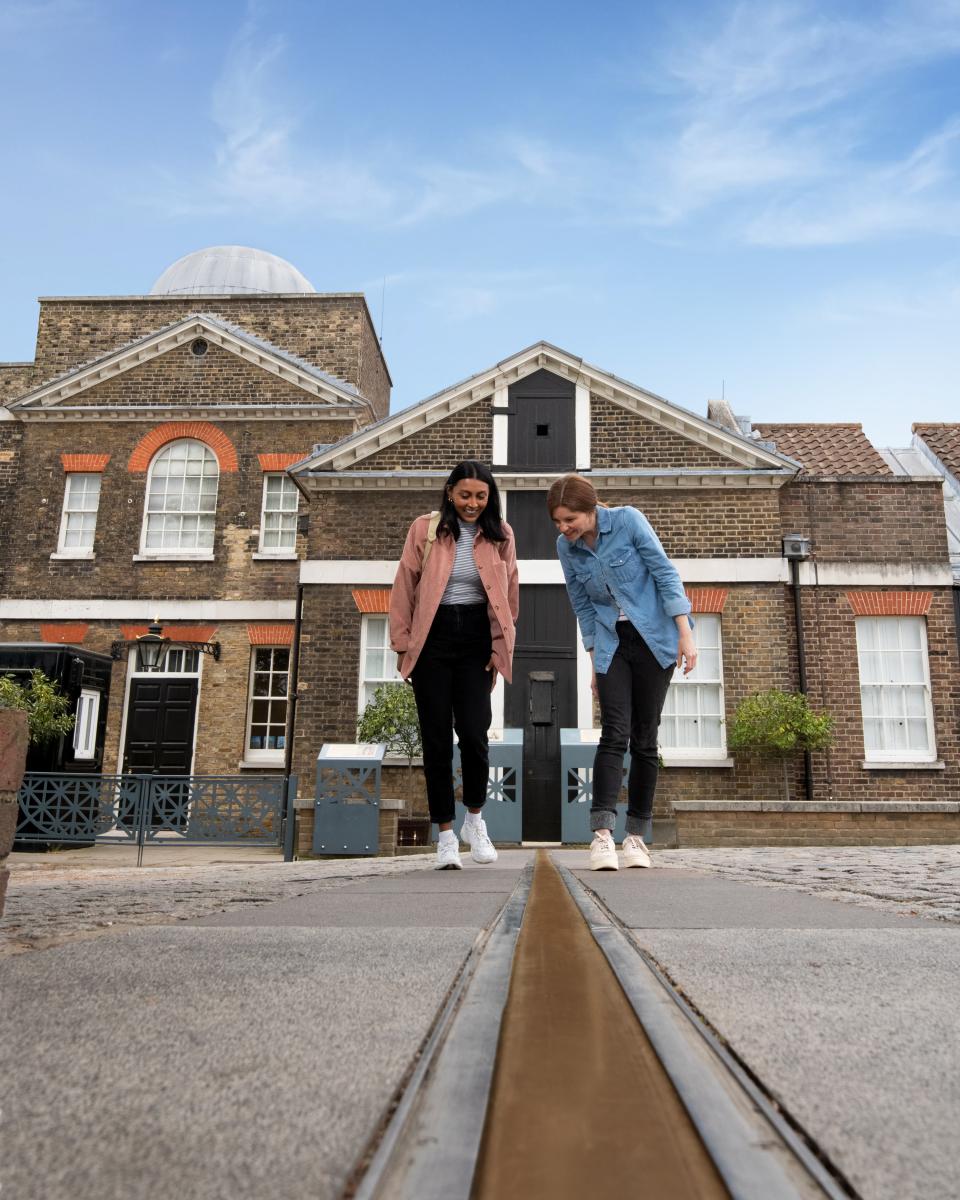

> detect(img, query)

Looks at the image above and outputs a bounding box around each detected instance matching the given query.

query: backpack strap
[421,511,441,569]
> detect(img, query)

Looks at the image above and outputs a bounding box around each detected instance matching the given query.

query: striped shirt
[440,520,486,605]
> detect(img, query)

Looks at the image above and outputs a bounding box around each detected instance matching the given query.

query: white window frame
[55,472,101,558]
[72,688,100,760]
[855,616,937,763]
[244,646,291,763]
[138,439,219,559]
[358,614,402,715]
[256,472,299,556]
[659,613,727,761]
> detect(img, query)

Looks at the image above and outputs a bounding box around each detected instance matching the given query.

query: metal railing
[16,773,297,866]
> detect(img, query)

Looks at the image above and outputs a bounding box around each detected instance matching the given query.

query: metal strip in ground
[349,862,534,1200]
[555,862,844,1200]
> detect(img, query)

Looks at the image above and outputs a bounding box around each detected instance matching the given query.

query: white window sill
[50,550,95,561]
[133,553,215,562]
[238,758,286,770]
[862,760,945,771]
[384,754,424,766]
[252,551,298,561]
[661,756,734,768]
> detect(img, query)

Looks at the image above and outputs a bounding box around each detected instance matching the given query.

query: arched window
[142,439,219,553]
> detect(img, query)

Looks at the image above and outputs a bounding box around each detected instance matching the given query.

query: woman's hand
[485,657,499,692]
[677,629,698,675]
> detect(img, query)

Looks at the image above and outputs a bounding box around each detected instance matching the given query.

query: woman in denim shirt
[548,475,697,870]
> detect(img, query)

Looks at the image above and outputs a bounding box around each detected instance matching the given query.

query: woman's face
[447,477,489,523]
[552,504,596,542]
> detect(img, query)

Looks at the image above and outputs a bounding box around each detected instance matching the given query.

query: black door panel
[505,585,576,841]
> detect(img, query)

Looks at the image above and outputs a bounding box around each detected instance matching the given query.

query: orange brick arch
[127,423,239,473]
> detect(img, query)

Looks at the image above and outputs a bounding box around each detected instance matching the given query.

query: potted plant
[0,670,74,914]
[728,688,833,803]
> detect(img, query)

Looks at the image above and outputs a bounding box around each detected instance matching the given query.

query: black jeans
[593,621,675,840]
[410,603,493,827]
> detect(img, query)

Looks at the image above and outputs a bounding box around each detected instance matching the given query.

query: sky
[1,0,959,448]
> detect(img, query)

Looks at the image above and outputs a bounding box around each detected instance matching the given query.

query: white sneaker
[622,834,652,869]
[435,835,463,870]
[589,832,619,871]
[460,816,498,864]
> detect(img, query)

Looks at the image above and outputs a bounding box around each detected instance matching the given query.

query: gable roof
[913,423,960,486]
[7,313,369,415]
[295,341,796,474]
[752,423,890,477]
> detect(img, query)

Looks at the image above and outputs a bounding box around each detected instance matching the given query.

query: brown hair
[547,474,605,516]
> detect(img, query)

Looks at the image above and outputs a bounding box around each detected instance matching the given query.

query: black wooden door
[123,678,198,774]
[505,585,576,841]
[507,369,575,470]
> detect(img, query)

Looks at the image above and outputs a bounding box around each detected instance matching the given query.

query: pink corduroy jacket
[389,514,520,682]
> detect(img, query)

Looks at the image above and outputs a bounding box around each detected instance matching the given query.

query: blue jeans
[592,621,674,840]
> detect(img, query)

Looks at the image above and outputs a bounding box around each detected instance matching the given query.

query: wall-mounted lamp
[110,619,221,671]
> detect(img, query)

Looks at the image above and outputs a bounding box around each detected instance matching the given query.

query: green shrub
[728,689,832,801]
[0,670,75,745]
[357,683,422,767]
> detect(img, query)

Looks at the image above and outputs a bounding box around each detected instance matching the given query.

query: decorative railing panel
[451,729,523,843]
[560,730,630,844]
[314,743,384,856]
[16,773,295,865]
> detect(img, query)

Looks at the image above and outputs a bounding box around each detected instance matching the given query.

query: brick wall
[31,295,390,417]
[64,341,359,410]
[778,478,948,560]
[590,397,740,469]
[675,808,960,847]
[2,418,353,601]
[354,399,493,470]
[0,364,35,402]
[599,488,784,558]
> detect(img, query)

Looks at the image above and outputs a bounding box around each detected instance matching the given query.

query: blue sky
[1,0,959,447]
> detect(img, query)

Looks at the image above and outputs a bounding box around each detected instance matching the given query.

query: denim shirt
[557,506,691,673]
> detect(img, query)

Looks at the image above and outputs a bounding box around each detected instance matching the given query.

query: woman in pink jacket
[390,461,519,870]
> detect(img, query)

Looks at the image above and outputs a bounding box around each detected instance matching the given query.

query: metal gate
[15,773,297,865]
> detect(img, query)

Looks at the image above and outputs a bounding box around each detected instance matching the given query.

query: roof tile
[752,423,890,476]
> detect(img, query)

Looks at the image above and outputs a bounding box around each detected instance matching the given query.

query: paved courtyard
[3,843,957,956]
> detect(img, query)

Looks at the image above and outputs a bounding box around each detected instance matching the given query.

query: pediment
[294,341,797,475]
[9,314,368,418]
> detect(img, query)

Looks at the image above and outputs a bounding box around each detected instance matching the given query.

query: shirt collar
[596,506,613,534]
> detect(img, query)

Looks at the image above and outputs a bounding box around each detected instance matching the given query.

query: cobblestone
[658,845,960,923]
[0,854,436,956]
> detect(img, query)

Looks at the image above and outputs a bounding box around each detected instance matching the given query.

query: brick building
[288,344,960,845]
[0,246,389,781]
[1,248,957,846]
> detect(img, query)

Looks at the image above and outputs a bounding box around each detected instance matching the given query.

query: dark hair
[546,473,606,516]
[437,460,506,543]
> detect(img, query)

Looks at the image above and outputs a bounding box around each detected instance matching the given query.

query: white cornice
[295,342,795,474]
[11,316,366,412]
[0,599,297,620]
[296,469,791,491]
[297,559,953,587]
[15,406,360,424]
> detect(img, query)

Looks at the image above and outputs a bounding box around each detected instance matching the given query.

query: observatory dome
[150,246,315,295]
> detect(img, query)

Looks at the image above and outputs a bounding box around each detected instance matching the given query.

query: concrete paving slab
[2,924,478,1200]
[191,878,520,928]
[634,928,960,1200]
[575,867,933,929]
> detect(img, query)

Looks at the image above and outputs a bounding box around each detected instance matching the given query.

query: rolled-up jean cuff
[590,811,617,832]
[625,814,653,841]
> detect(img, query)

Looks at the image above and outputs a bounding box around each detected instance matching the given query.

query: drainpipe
[783,535,813,801]
[954,586,960,659]
[282,582,306,858]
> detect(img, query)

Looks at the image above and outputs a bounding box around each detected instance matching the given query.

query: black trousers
[592,621,675,839]
[410,603,493,826]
